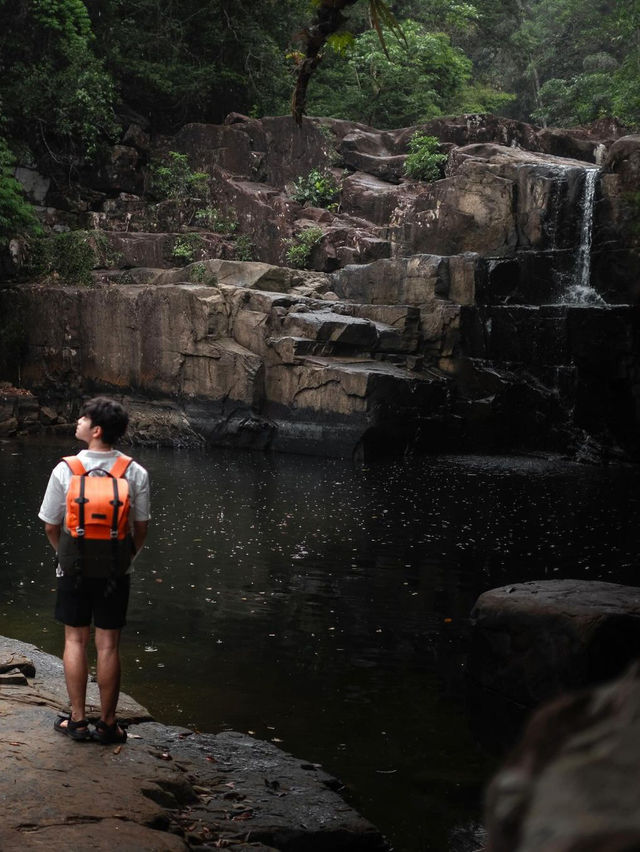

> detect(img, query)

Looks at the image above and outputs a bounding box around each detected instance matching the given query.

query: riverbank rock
[468,580,640,708]
[0,636,389,851]
[484,662,640,852]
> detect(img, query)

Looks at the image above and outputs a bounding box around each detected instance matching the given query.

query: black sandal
[54,714,92,741]
[92,719,128,744]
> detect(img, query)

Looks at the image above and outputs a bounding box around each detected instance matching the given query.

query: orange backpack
[58,455,135,578]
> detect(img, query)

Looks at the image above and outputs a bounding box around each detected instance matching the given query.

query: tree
[306,20,474,127]
[87,0,309,130]
[0,0,119,161]
[292,0,406,123]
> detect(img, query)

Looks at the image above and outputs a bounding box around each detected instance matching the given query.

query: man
[39,397,150,744]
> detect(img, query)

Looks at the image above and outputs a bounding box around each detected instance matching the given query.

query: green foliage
[464,0,640,127]
[85,0,310,127]
[188,262,217,285]
[171,233,203,264]
[0,138,41,247]
[291,169,342,210]
[285,227,324,269]
[234,235,254,262]
[404,134,447,181]
[28,231,96,285]
[0,0,119,161]
[307,20,474,127]
[194,207,238,234]
[534,74,615,127]
[150,152,208,202]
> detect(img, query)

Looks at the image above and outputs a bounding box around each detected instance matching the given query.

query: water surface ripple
[2,440,638,851]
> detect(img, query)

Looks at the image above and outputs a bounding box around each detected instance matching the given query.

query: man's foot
[92,719,127,744]
[54,714,92,741]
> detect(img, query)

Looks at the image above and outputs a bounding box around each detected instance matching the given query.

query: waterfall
[564,168,604,305]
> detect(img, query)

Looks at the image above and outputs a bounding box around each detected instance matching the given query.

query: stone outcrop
[0,636,388,851]
[3,112,639,458]
[595,134,640,304]
[484,663,640,852]
[0,261,450,456]
[468,580,640,708]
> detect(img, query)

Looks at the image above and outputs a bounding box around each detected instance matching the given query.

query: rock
[14,166,51,204]
[602,134,640,184]
[4,111,640,460]
[468,580,640,708]
[0,636,389,851]
[484,663,640,852]
[594,136,640,303]
[0,651,36,678]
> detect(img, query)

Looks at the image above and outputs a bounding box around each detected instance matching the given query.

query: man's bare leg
[95,627,122,728]
[61,624,91,731]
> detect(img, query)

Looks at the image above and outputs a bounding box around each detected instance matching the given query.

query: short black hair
[81,397,129,445]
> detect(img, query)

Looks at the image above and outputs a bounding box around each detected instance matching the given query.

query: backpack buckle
[75,527,85,537]
[110,530,119,539]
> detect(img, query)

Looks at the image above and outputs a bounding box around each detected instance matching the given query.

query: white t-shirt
[39,449,151,530]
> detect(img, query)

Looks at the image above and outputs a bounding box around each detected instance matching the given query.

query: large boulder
[469,580,640,708]
[484,663,640,852]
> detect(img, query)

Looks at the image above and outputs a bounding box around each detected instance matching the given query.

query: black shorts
[55,575,131,629]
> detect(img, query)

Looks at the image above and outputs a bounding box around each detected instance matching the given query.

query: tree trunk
[292,0,360,124]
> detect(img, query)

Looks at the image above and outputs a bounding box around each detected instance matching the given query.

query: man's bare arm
[44,523,61,552]
[133,521,148,555]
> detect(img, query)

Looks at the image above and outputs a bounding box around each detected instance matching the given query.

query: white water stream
[564,168,604,305]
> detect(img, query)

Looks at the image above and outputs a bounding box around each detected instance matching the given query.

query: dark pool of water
[1,437,639,851]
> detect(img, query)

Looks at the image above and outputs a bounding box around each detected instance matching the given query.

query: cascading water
[564,168,605,305]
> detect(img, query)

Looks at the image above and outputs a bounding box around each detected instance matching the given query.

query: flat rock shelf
[0,636,389,852]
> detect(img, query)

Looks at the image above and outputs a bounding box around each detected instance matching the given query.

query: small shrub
[150,152,209,201]
[291,168,341,210]
[285,226,323,269]
[194,206,238,234]
[27,231,96,285]
[404,133,447,182]
[0,137,42,247]
[171,233,204,264]
[189,262,217,285]
[234,235,254,261]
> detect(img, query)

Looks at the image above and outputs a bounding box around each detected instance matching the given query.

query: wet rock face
[484,664,640,852]
[0,262,451,457]
[468,580,640,708]
[0,636,389,852]
[5,112,640,458]
[593,135,640,304]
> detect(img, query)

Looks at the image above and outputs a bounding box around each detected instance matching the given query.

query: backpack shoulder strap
[62,455,87,476]
[109,454,133,479]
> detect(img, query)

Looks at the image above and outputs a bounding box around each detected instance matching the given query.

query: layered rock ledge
[3,114,640,459]
[0,636,388,851]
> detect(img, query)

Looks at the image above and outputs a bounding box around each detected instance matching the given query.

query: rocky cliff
[2,113,639,459]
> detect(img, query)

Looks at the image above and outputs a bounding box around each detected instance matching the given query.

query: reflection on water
[1,438,639,851]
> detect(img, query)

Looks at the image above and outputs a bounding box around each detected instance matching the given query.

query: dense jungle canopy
[0,0,639,245]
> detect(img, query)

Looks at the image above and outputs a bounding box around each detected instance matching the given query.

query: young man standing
[39,397,150,744]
